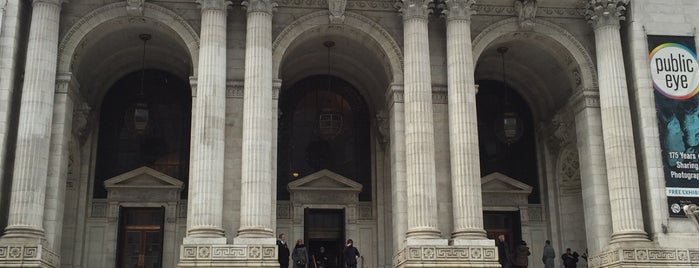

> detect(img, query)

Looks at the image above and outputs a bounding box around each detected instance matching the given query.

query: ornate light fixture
[127,33,151,135]
[318,40,343,140]
[494,47,523,145]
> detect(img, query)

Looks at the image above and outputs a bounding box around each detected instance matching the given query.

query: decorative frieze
[0,245,59,268]
[589,248,699,268]
[394,245,498,267]
[226,80,244,98]
[180,244,277,262]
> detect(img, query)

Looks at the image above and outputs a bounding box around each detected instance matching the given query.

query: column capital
[396,0,433,21]
[197,0,231,11]
[442,0,475,22]
[242,0,277,14]
[32,0,66,6]
[585,0,628,28]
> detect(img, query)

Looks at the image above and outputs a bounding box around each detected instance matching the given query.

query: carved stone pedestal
[177,244,278,267]
[589,247,699,268]
[0,241,59,268]
[393,244,500,268]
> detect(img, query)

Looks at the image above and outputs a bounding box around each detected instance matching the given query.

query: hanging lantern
[495,47,523,145]
[127,33,151,135]
[317,40,343,140]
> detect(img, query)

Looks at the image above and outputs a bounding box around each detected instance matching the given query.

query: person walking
[562,248,579,268]
[277,233,290,268]
[292,239,308,268]
[541,240,555,268]
[511,240,531,268]
[343,239,360,268]
[496,235,510,268]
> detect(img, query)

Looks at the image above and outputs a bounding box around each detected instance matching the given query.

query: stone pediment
[104,166,183,190]
[288,169,362,193]
[481,172,533,194]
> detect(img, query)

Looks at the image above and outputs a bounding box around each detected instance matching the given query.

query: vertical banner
[649,35,699,217]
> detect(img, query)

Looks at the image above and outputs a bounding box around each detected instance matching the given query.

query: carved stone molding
[432,86,448,104]
[242,0,277,14]
[387,84,404,105]
[395,0,433,21]
[557,146,581,194]
[442,0,476,22]
[376,109,390,147]
[514,0,537,29]
[394,245,498,267]
[585,0,628,28]
[72,102,92,144]
[571,88,600,114]
[545,108,576,153]
[126,0,144,16]
[0,244,59,268]
[226,80,244,98]
[328,0,346,23]
[589,248,699,268]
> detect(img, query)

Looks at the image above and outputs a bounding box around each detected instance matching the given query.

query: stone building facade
[0,0,697,267]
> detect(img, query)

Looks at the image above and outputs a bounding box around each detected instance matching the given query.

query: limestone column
[571,89,613,255]
[185,0,229,241]
[44,73,79,251]
[398,0,443,241]
[586,0,647,243]
[236,0,276,240]
[2,0,64,240]
[443,0,487,241]
[388,84,408,251]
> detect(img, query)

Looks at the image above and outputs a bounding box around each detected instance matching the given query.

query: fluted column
[443,0,487,241]
[571,89,612,255]
[586,0,648,243]
[2,0,63,240]
[185,0,229,241]
[397,0,442,241]
[237,0,276,239]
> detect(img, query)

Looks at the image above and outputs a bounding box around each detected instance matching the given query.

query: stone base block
[589,247,699,268]
[393,244,500,268]
[0,244,59,268]
[178,244,279,267]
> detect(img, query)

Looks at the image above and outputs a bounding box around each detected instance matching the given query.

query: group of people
[276,233,360,268]
[496,235,584,268]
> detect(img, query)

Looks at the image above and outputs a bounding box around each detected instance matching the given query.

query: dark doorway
[117,207,165,268]
[485,211,522,252]
[304,208,345,268]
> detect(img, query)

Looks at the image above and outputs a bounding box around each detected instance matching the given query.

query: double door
[118,207,164,268]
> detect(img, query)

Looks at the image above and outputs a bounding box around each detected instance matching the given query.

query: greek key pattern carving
[589,248,699,267]
[395,245,498,266]
[180,245,277,261]
[0,245,59,267]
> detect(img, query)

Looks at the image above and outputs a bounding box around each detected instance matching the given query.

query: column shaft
[401,1,440,239]
[238,1,275,238]
[444,0,486,240]
[186,0,228,239]
[3,0,62,239]
[587,0,648,242]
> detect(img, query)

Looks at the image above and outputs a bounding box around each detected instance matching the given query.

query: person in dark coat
[562,248,579,268]
[343,239,360,268]
[277,233,290,268]
[496,234,510,268]
[292,239,308,268]
[511,240,531,268]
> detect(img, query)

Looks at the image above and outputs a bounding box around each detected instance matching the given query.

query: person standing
[277,233,290,268]
[562,248,579,268]
[343,239,360,268]
[511,240,531,268]
[542,240,555,268]
[496,235,510,268]
[292,239,309,268]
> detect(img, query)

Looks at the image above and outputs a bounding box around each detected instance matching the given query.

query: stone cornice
[442,0,476,22]
[585,0,628,28]
[395,0,433,21]
[197,0,232,11]
[570,88,600,114]
[242,0,277,14]
[274,1,585,19]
